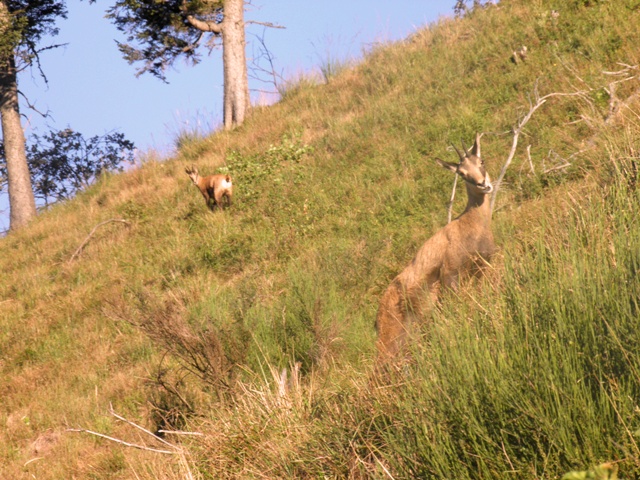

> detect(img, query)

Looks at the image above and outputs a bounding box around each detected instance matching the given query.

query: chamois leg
[376,280,423,359]
[441,267,460,291]
[375,282,408,359]
[199,191,212,211]
[214,189,228,211]
[429,282,440,305]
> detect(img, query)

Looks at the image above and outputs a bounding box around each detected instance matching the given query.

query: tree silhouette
[1,128,135,206]
[0,0,67,230]
[107,0,250,130]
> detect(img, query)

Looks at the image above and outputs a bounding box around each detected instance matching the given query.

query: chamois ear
[435,158,458,172]
[451,143,466,162]
[470,133,481,158]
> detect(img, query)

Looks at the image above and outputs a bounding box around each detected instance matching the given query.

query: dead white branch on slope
[446,170,459,224]
[158,430,205,437]
[68,218,130,263]
[490,83,590,212]
[67,405,202,479]
[108,404,177,450]
[66,428,177,455]
[489,64,640,212]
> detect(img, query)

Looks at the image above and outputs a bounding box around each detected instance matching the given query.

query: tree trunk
[222,0,249,130]
[0,53,36,231]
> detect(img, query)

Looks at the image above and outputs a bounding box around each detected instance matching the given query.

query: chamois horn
[461,138,470,157]
[452,143,466,162]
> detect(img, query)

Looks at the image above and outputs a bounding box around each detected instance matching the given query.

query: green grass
[334,157,640,478]
[2,0,640,477]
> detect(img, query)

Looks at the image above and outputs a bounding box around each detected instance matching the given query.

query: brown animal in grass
[376,134,496,359]
[185,165,233,211]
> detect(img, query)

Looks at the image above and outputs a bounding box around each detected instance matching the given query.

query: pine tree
[0,0,66,230]
[108,0,249,130]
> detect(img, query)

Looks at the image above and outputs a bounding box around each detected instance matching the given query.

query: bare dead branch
[603,63,639,76]
[15,41,68,76]
[66,429,177,455]
[605,75,637,88]
[23,457,44,467]
[487,68,637,210]
[17,89,51,118]
[526,145,534,174]
[109,404,175,449]
[248,28,285,93]
[543,162,571,174]
[246,20,285,29]
[68,219,130,263]
[249,88,279,94]
[158,430,204,436]
[65,405,202,465]
[446,174,458,224]
[490,84,591,212]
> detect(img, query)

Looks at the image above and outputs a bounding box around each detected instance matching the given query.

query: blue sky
[2,0,456,231]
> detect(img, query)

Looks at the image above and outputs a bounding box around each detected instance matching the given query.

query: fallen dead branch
[67,404,202,478]
[108,404,178,450]
[68,218,130,263]
[158,430,205,437]
[66,428,177,455]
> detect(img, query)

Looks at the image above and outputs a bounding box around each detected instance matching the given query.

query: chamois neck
[463,181,492,217]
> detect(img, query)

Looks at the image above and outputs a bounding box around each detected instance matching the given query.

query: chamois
[185,165,233,211]
[376,134,496,358]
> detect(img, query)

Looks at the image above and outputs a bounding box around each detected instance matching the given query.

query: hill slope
[2,0,640,477]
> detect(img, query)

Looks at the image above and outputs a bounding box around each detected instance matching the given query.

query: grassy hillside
[2,0,640,477]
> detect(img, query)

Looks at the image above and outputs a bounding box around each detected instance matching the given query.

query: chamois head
[436,134,493,195]
[185,165,200,186]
